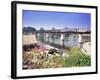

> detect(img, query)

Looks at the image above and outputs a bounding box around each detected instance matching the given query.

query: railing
[36,31,91,34]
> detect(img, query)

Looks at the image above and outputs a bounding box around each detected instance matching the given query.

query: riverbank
[23,34,37,45]
[82,42,91,55]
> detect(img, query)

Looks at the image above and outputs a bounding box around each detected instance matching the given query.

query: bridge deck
[36,31,90,34]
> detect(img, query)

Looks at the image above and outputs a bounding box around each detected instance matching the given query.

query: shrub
[63,47,91,67]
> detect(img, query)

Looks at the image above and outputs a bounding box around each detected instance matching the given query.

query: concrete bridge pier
[61,33,64,47]
[36,33,40,40]
[78,34,83,48]
[45,33,49,43]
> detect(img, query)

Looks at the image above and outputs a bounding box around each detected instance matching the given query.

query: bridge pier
[78,34,83,48]
[45,33,49,43]
[61,33,64,47]
[36,33,40,40]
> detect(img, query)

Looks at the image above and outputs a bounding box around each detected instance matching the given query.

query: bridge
[35,30,91,48]
[36,30,90,34]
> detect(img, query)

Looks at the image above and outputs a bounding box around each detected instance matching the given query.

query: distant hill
[23,27,37,33]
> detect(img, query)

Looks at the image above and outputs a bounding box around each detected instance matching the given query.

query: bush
[63,47,91,67]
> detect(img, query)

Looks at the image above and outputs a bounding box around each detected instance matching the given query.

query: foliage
[23,27,36,33]
[63,47,91,67]
[23,47,91,69]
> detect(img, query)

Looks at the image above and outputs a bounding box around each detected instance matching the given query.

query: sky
[22,10,91,30]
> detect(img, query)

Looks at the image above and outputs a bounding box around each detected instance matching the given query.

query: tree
[23,26,37,33]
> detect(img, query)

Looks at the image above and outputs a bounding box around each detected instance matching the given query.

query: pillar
[78,34,82,48]
[61,33,64,47]
[37,33,40,40]
[45,33,49,43]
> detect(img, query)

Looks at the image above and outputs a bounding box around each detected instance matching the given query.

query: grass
[63,47,91,67]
